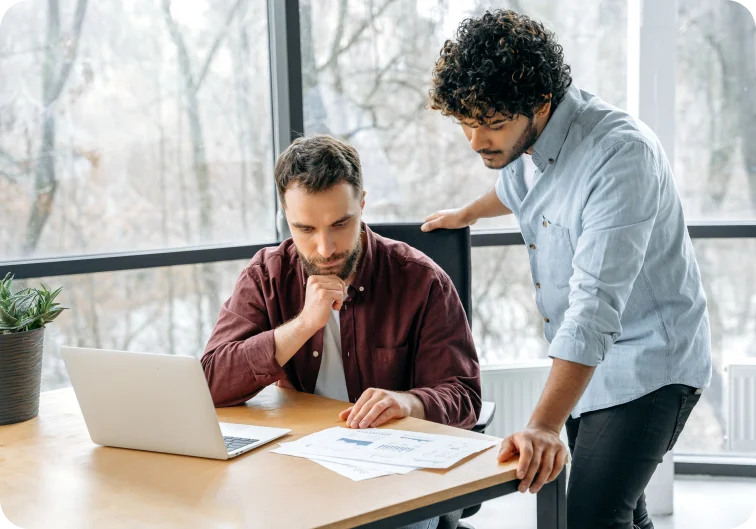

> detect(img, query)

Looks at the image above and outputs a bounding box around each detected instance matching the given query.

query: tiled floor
[464,476,756,529]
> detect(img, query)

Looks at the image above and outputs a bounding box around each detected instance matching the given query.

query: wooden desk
[0,387,566,529]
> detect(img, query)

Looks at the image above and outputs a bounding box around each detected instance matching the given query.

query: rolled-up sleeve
[201,265,287,406]
[549,140,660,367]
[408,273,482,429]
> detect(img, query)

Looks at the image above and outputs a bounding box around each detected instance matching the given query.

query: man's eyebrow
[454,117,508,128]
[290,214,354,230]
[331,214,355,225]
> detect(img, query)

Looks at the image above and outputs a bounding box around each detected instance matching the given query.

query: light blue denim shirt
[496,85,712,417]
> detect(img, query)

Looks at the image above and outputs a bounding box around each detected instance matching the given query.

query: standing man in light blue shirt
[422,10,711,529]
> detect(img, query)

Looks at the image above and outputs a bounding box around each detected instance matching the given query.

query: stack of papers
[271,427,497,481]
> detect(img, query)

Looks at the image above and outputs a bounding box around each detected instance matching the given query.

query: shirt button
[529,244,536,250]
[543,220,548,228]
[536,283,541,289]
[548,158,554,164]
[359,286,364,292]
[544,317,550,323]
[313,351,319,357]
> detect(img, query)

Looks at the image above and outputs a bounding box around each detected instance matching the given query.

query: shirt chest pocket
[542,221,575,289]
[370,345,410,390]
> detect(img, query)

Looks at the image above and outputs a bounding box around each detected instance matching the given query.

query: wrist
[402,391,425,420]
[294,313,320,337]
[461,204,479,225]
[526,419,562,437]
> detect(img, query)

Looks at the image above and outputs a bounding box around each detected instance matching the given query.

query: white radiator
[727,361,756,452]
[481,360,552,439]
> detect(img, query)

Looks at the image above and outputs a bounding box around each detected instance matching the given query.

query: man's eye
[333,222,347,229]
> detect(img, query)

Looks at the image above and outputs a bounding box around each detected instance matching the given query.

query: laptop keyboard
[224,436,258,453]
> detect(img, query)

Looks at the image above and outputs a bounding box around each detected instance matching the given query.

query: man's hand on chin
[338,388,424,428]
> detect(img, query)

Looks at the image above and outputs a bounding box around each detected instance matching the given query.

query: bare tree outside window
[1,0,754,456]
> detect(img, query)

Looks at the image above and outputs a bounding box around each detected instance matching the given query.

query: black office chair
[369,223,495,528]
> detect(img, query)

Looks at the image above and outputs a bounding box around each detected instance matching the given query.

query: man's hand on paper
[497,425,568,494]
[339,388,424,428]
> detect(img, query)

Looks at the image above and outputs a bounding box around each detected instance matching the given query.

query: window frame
[1,0,754,474]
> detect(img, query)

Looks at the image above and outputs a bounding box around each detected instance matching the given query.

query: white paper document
[274,451,397,481]
[273,442,419,474]
[276,427,497,470]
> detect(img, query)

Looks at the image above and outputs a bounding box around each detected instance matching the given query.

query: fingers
[497,436,518,463]
[348,392,384,428]
[420,217,443,232]
[346,389,374,426]
[529,447,556,494]
[332,296,343,311]
[368,407,398,428]
[547,446,568,483]
[307,275,346,294]
[308,276,346,311]
[424,211,442,223]
[313,283,345,307]
[516,437,533,482]
[357,398,392,428]
[519,441,540,493]
[339,407,353,421]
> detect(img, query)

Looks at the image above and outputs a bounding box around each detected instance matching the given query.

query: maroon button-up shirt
[201,224,481,429]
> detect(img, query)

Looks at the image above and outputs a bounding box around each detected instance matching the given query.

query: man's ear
[361,190,367,211]
[538,95,553,116]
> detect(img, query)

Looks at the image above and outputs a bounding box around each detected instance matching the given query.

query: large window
[471,246,548,364]
[0,0,275,261]
[675,0,756,221]
[20,260,248,391]
[2,0,756,464]
[300,0,626,230]
[675,238,756,454]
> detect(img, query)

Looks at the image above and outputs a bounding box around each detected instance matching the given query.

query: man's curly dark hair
[429,10,572,123]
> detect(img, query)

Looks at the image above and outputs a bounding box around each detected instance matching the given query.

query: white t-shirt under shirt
[523,154,538,192]
[313,309,350,402]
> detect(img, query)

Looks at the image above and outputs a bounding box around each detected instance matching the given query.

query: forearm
[528,358,596,433]
[273,315,318,367]
[202,330,284,406]
[463,186,512,222]
[409,379,481,429]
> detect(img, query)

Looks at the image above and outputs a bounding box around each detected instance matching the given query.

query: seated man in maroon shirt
[202,134,481,432]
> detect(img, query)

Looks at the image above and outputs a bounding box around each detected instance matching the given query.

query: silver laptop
[61,347,291,460]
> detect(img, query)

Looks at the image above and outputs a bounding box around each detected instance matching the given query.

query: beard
[479,117,539,170]
[299,233,363,280]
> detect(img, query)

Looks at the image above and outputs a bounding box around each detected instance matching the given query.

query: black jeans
[565,384,701,529]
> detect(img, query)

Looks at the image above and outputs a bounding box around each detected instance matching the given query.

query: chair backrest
[369,223,472,327]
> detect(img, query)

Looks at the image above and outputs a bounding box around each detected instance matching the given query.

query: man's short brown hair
[274,135,363,205]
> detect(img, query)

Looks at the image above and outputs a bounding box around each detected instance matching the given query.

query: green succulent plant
[0,273,67,335]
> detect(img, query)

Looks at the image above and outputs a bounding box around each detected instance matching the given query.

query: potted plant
[0,273,66,425]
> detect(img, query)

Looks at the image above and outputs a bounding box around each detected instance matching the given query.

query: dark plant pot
[0,327,44,425]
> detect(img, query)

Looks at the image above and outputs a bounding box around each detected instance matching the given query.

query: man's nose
[469,128,490,152]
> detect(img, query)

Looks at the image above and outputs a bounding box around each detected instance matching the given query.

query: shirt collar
[530,84,584,172]
[347,222,374,298]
